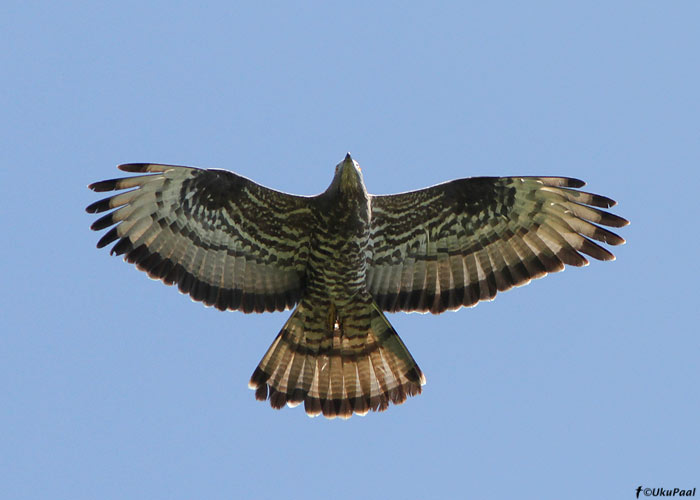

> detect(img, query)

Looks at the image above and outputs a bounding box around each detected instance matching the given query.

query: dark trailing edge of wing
[98,232,302,313]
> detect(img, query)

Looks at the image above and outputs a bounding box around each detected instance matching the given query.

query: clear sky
[2,2,699,499]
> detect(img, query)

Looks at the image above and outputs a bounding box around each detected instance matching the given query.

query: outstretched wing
[368,176,628,313]
[87,164,313,313]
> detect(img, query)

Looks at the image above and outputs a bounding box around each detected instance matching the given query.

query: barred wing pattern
[86,164,313,313]
[368,176,629,314]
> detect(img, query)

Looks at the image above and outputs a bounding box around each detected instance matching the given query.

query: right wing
[86,164,313,313]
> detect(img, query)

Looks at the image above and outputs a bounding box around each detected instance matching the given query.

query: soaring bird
[86,154,628,419]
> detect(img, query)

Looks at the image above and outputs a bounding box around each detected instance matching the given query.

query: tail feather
[249,299,425,419]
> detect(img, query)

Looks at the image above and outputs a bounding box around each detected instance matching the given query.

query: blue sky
[2,2,699,499]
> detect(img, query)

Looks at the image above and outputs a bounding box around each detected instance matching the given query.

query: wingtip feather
[118,163,151,173]
[564,177,586,188]
[88,179,120,192]
[118,163,183,173]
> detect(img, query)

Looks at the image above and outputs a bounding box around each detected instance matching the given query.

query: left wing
[87,164,313,313]
[368,176,628,314]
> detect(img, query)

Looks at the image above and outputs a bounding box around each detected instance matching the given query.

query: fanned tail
[249,298,425,419]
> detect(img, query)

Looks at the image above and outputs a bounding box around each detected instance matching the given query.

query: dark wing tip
[601,212,629,228]
[531,177,586,188]
[88,179,121,192]
[95,227,120,248]
[580,237,616,261]
[596,194,617,209]
[85,197,112,213]
[562,187,620,209]
[90,212,115,230]
[118,163,151,173]
[563,177,586,188]
[603,231,626,246]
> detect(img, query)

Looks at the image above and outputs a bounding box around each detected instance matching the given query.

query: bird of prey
[86,154,628,419]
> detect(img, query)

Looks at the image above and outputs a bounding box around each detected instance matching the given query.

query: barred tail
[249,299,425,419]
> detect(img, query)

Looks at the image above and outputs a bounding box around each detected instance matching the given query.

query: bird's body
[87,154,628,419]
[308,159,372,309]
[249,158,424,417]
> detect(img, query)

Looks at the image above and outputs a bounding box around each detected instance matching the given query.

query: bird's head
[332,153,367,197]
